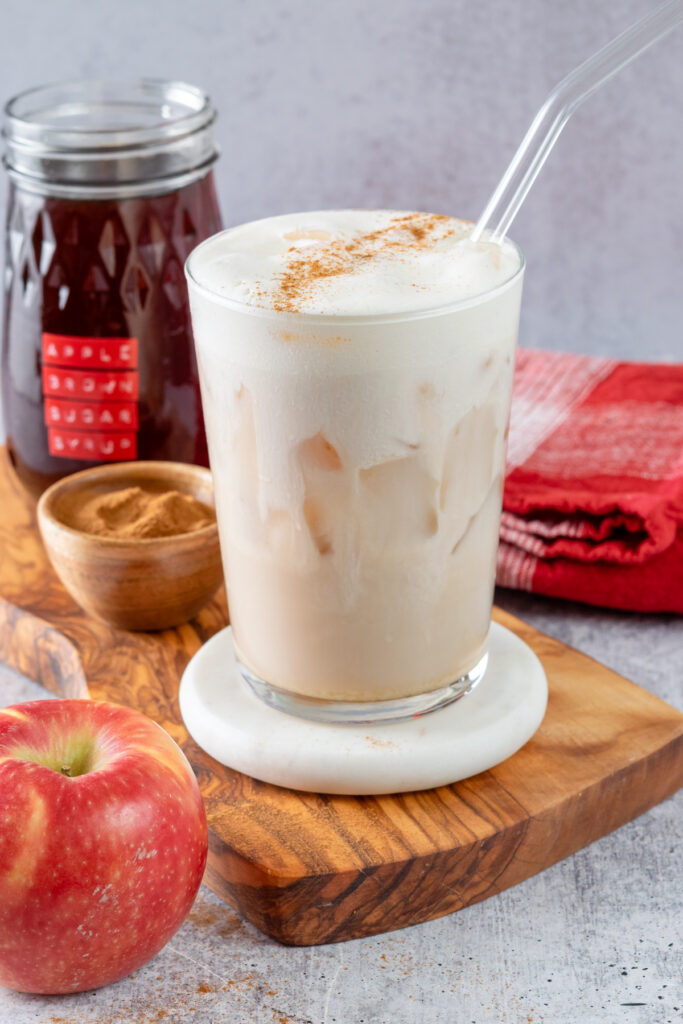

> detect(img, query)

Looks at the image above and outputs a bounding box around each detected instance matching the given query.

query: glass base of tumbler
[237,652,489,725]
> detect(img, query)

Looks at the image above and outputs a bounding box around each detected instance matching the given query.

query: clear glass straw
[471,0,683,243]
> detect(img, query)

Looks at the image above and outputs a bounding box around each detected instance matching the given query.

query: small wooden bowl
[37,461,224,631]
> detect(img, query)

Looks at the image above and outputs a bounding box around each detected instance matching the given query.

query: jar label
[41,333,139,460]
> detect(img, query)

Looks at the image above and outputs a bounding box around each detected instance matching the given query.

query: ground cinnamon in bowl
[59,484,215,540]
[37,461,223,630]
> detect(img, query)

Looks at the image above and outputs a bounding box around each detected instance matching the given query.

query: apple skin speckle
[0,699,208,994]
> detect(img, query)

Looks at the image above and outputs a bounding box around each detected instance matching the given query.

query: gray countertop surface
[0,589,681,1024]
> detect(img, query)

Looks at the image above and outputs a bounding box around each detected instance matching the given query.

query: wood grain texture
[0,447,681,946]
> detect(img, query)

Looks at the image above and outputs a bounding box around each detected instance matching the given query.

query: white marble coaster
[179,623,548,795]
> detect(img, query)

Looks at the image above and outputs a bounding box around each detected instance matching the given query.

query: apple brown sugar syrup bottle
[2,79,222,497]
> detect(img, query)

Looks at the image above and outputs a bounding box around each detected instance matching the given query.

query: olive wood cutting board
[0,447,681,946]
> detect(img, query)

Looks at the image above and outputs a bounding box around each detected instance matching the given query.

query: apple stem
[60,764,73,777]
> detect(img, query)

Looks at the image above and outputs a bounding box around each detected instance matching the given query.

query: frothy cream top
[188,210,521,316]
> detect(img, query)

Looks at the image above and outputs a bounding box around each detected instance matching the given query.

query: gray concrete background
[1,0,682,362]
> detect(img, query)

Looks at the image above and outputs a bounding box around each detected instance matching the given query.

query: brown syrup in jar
[2,79,222,497]
[3,174,221,496]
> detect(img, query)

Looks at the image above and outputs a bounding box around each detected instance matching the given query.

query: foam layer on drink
[187,211,524,703]
[188,210,520,316]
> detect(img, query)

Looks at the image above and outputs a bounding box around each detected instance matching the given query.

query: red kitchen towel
[497,348,683,612]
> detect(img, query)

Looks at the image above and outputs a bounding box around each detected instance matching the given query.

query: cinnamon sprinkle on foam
[271,213,456,313]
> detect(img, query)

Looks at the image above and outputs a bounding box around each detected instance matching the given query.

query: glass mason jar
[2,79,222,497]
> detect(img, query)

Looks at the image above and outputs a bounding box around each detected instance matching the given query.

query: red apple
[0,699,208,994]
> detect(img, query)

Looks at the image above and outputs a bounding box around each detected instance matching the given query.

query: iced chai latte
[186,211,523,721]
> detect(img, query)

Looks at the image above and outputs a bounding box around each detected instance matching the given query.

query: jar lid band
[3,78,219,197]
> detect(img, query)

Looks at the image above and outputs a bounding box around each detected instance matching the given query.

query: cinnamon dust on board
[268,212,458,312]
